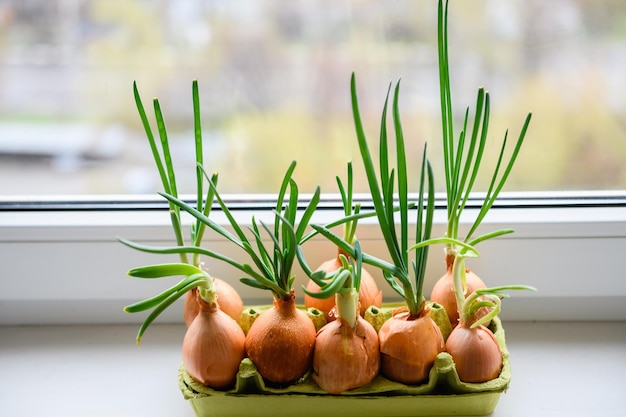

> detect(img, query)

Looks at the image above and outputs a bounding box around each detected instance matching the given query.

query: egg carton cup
[178,304,510,417]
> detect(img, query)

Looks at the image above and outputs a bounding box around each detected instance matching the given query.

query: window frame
[1,191,625,325]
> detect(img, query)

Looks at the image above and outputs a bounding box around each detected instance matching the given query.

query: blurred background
[0,0,624,196]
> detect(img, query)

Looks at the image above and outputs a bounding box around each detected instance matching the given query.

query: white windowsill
[1,321,624,417]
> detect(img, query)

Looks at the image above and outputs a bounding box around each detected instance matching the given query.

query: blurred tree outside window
[0,0,624,196]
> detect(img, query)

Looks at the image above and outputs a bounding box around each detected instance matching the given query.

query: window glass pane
[0,0,624,195]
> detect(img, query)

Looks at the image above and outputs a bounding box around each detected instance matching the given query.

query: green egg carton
[178,309,510,417]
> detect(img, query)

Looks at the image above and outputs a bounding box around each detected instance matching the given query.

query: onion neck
[445,248,456,270]
[337,247,351,261]
[342,216,357,246]
[198,273,219,310]
[336,289,359,328]
[451,254,468,325]
[274,289,297,316]
[197,287,219,313]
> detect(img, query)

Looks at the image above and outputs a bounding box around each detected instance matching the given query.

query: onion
[445,323,502,383]
[346,76,444,386]
[182,292,246,389]
[184,278,244,326]
[244,290,316,385]
[303,243,380,394]
[443,255,535,383]
[378,308,444,384]
[430,261,487,326]
[312,315,379,394]
[304,253,382,321]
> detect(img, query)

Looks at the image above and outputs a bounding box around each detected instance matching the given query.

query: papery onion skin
[445,323,502,383]
[430,266,486,326]
[312,316,380,394]
[304,257,383,321]
[245,291,316,385]
[378,309,444,385]
[182,296,246,389]
[184,278,244,327]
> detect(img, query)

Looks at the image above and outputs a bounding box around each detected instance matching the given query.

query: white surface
[1,321,625,417]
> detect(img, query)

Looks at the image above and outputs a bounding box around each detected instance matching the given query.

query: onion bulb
[430,262,486,326]
[169,162,321,385]
[304,253,382,321]
[445,323,502,383]
[378,308,444,384]
[445,255,536,383]
[182,292,246,389]
[244,290,316,385]
[313,315,379,394]
[308,261,380,395]
[184,278,244,326]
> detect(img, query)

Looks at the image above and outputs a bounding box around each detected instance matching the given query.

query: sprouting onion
[303,241,380,394]
[126,262,245,388]
[157,161,320,384]
[429,0,533,325]
[119,80,243,343]
[303,74,473,384]
[303,161,382,320]
[445,274,536,383]
[119,81,246,389]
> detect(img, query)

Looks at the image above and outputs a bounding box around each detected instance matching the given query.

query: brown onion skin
[245,291,316,385]
[184,278,244,327]
[304,255,383,321]
[430,266,487,326]
[312,316,380,394]
[378,308,444,385]
[182,295,246,389]
[445,323,502,383]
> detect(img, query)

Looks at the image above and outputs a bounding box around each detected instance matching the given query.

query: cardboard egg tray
[178,305,510,417]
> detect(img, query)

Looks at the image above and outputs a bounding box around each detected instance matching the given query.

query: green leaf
[274,161,297,238]
[118,237,251,275]
[153,99,177,199]
[438,0,454,206]
[352,74,404,271]
[353,239,363,292]
[133,82,169,195]
[192,80,204,215]
[379,83,391,195]
[192,166,219,255]
[302,269,351,299]
[467,228,514,247]
[124,274,206,313]
[127,263,203,279]
[296,245,323,281]
[295,186,321,242]
[466,112,532,241]
[134,275,205,345]
[474,285,537,296]
[410,237,479,258]
[158,191,244,250]
[392,80,409,268]
[435,0,531,244]
[239,277,271,291]
[382,270,405,299]
[132,81,188,263]
[248,219,273,274]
